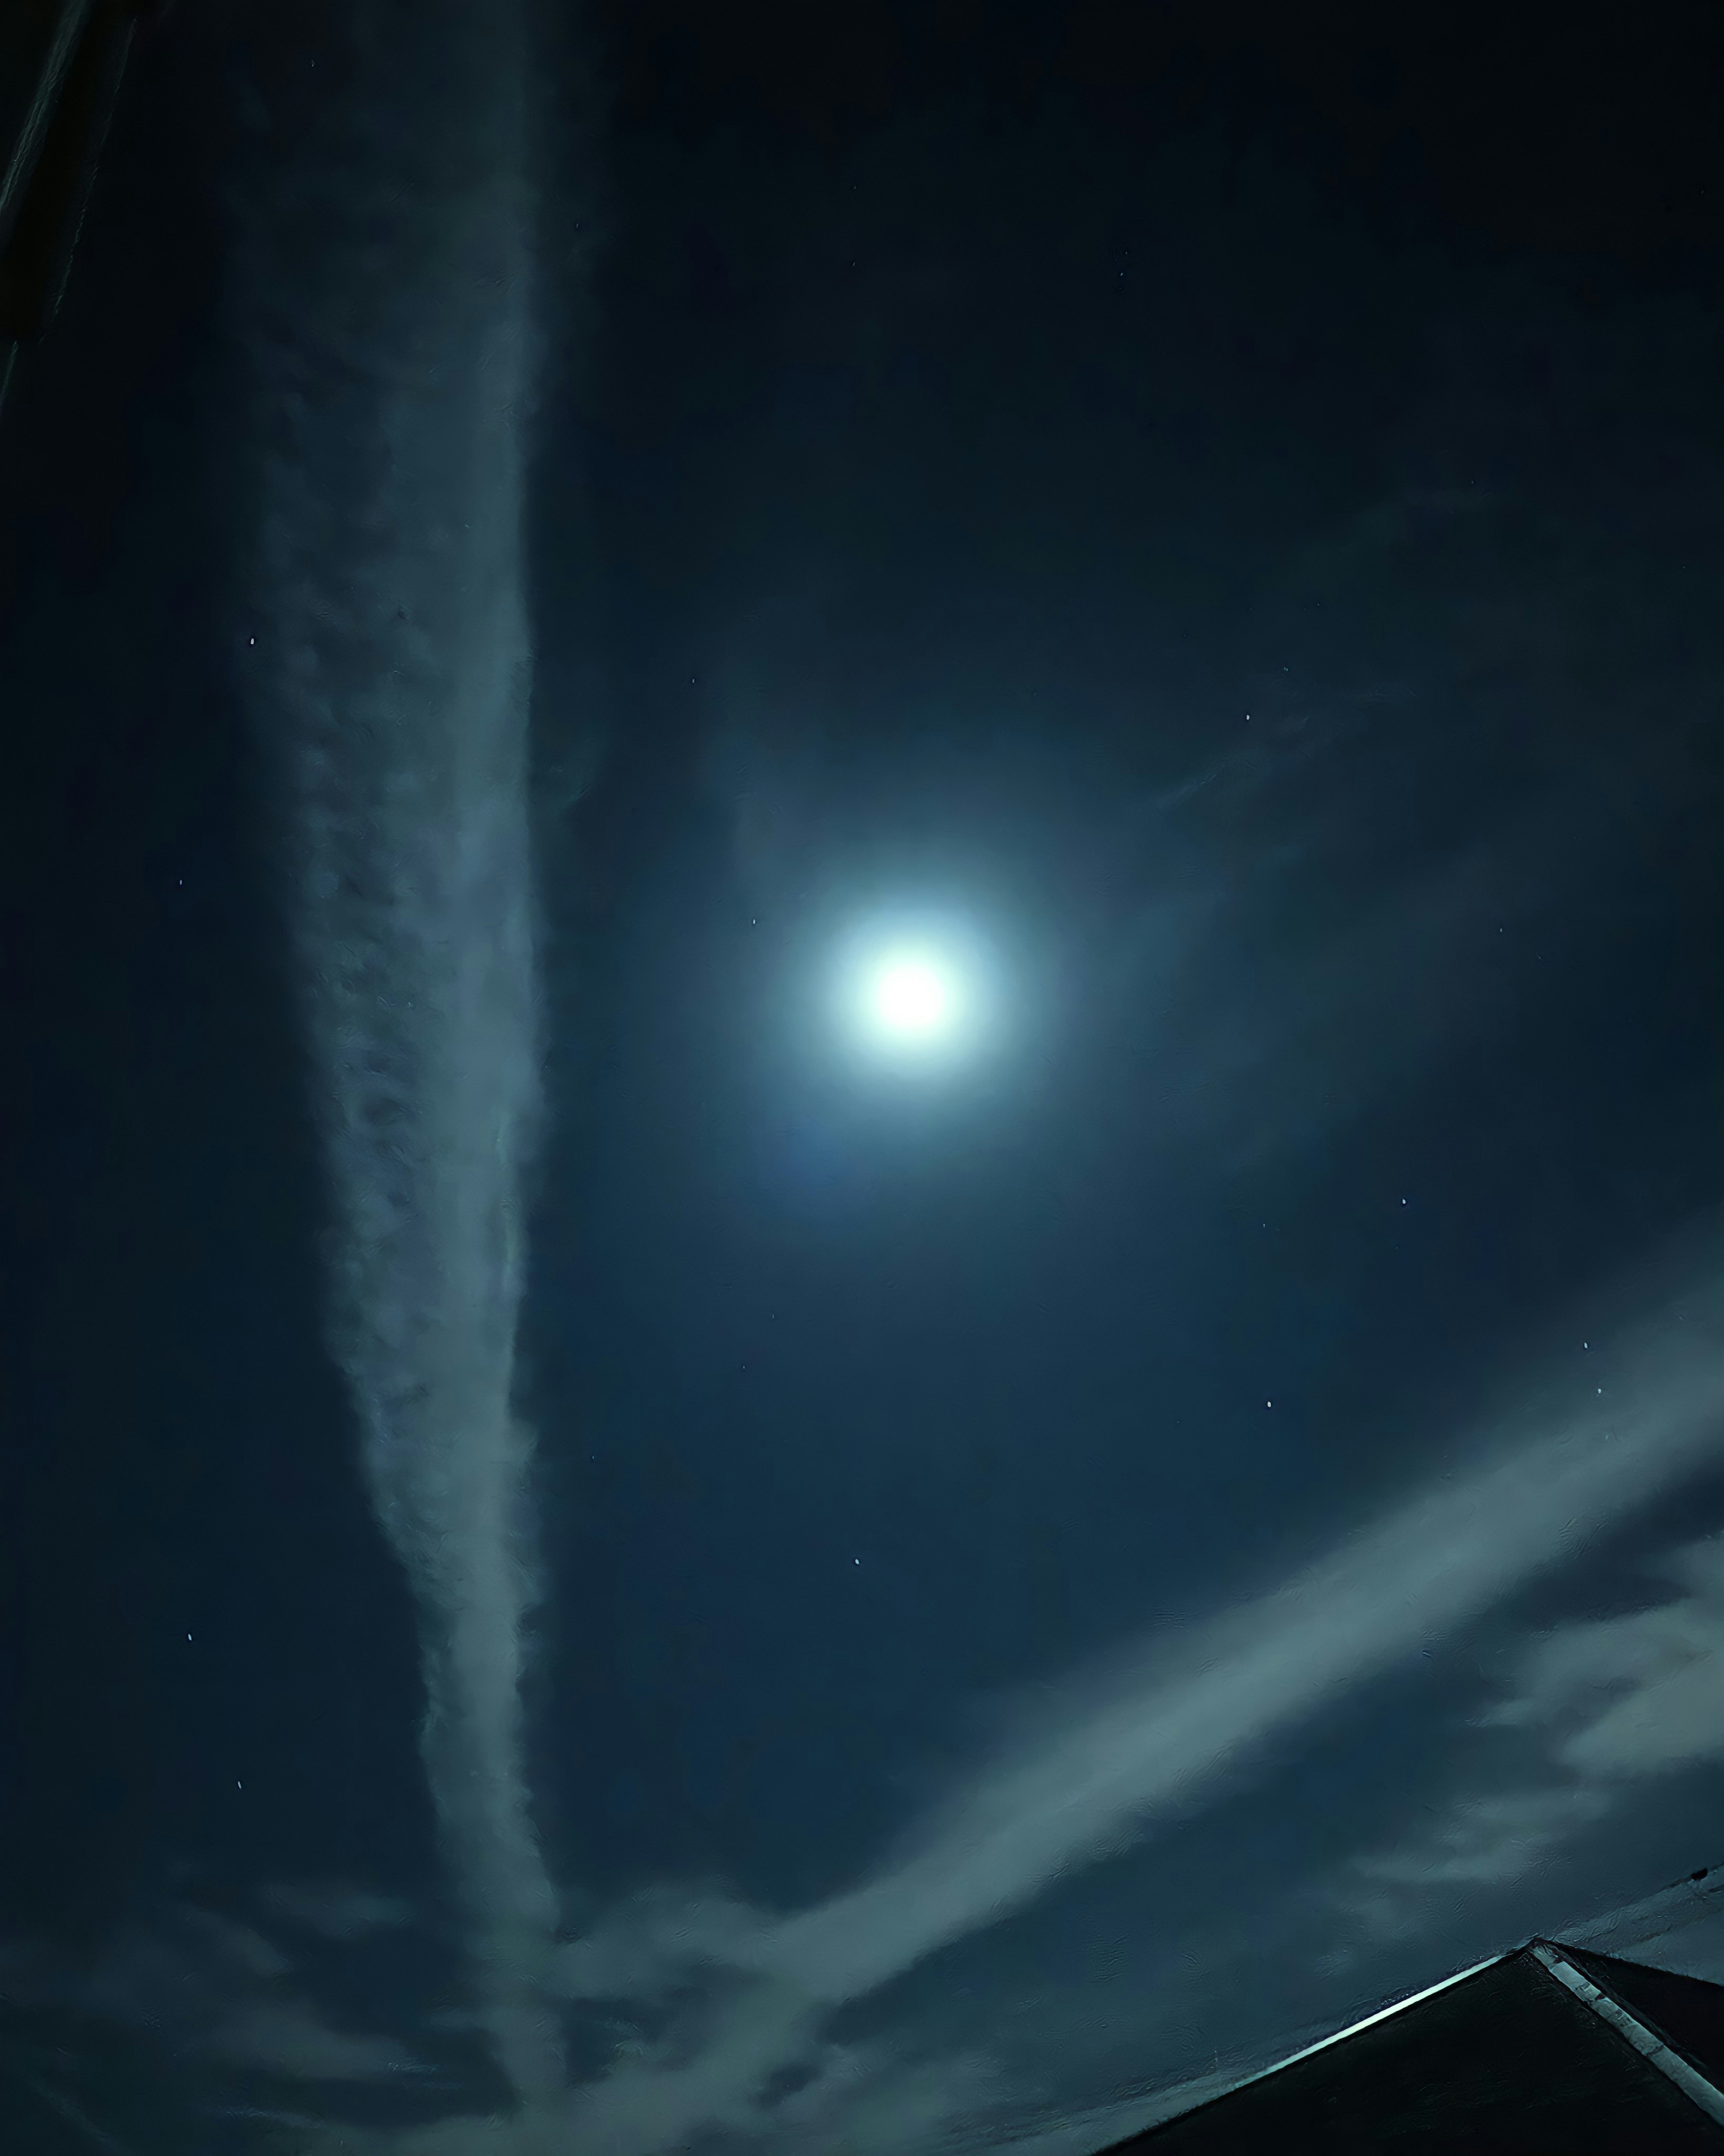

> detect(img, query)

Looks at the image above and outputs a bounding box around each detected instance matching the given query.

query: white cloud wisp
[556,1272,1724,2151]
[233,0,559,2104]
[1348,1530,1724,1919]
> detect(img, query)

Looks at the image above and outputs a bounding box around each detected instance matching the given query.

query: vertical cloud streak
[232,0,558,2101]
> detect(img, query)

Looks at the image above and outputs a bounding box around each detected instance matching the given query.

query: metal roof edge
[1531,1939,1724,2133]
[1105,1932,1724,2150]
[1113,1947,1513,2142]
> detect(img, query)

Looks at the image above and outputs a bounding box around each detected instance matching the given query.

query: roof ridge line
[1531,1938,1724,2132]
[1117,1946,1513,2134]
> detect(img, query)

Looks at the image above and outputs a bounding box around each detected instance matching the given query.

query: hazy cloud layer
[1355,1786,1615,1894]
[0,1902,426,2085]
[261,1882,418,1944]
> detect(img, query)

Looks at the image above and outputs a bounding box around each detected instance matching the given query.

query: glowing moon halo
[865,952,957,1041]
[843,939,978,1062]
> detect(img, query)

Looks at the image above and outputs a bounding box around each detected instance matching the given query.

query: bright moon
[866,952,956,1041]
[844,939,978,1059]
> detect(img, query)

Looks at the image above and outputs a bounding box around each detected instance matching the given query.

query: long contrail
[231,0,559,2101]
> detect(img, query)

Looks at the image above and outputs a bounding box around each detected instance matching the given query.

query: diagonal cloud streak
[768,1289,1724,2003]
[564,1270,1724,2151]
[231,0,559,2102]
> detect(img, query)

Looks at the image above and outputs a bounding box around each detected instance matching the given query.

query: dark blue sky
[3,4,1724,2151]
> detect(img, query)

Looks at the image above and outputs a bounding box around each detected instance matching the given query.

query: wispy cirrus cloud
[519,1262,1724,2153]
[1355,1785,1614,1895]
[0,1900,427,2086]
[1342,1531,1724,1933]
[1486,1534,1724,1779]
[259,1881,417,1944]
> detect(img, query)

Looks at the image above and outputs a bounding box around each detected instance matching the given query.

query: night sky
[3,4,1724,2152]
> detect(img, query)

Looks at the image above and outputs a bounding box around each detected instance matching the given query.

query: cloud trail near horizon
[554,1270,1724,2152]
[764,1291,1724,2003]
[232,0,559,2102]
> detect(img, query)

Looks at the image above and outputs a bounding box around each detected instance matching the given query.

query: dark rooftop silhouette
[1099,1938,1724,2154]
